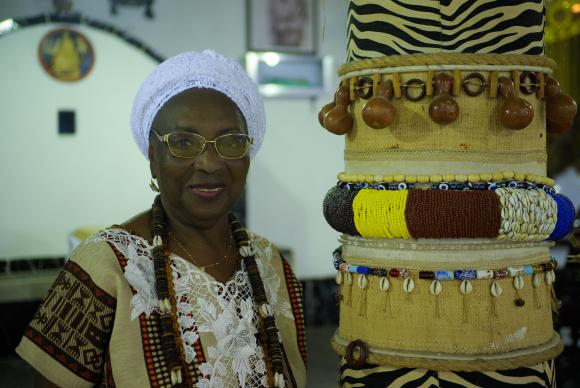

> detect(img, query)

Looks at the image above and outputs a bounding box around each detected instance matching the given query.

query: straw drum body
[321,0,578,384]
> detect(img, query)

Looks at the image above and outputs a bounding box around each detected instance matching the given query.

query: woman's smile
[189,183,226,200]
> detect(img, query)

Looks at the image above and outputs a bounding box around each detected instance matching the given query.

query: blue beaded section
[435,271,454,280]
[548,192,576,240]
[454,270,477,280]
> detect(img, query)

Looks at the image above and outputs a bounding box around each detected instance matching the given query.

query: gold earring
[150,178,160,192]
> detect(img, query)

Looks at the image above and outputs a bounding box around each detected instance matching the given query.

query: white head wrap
[130,50,265,159]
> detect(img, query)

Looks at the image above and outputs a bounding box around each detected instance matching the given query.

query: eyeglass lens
[167,133,250,159]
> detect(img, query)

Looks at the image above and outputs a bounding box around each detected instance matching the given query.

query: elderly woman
[16,50,307,388]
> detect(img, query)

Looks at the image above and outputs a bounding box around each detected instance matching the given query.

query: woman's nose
[193,142,223,173]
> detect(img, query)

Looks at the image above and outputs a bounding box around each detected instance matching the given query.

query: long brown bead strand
[228,214,286,388]
[151,195,187,387]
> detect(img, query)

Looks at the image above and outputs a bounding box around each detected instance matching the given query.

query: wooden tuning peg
[497,76,534,130]
[362,80,396,129]
[429,73,459,125]
[545,77,577,134]
[323,85,353,135]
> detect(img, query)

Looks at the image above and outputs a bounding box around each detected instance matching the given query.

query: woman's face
[149,88,249,228]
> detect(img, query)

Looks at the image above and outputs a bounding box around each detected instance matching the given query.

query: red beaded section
[282,257,307,367]
[405,190,501,239]
[110,243,205,386]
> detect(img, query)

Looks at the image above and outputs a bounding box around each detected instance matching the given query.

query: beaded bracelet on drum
[337,179,555,193]
[337,171,556,187]
[333,248,557,281]
[323,185,573,241]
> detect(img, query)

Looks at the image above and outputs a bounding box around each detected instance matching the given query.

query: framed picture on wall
[247,0,316,54]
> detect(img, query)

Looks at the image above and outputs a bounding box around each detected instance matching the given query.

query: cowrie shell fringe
[379,277,390,291]
[430,280,442,296]
[403,278,415,294]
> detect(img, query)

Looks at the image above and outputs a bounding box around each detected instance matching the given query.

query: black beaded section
[229,214,285,380]
[323,186,359,236]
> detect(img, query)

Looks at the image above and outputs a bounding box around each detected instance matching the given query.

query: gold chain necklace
[168,231,233,272]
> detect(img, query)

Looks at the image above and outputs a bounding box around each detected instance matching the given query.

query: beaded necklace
[150,195,286,387]
[168,231,233,271]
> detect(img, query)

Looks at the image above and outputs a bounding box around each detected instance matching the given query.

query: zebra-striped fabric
[346,0,545,61]
[339,358,556,387]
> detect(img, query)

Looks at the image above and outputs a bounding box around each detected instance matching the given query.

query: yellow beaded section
[352,189,411,239]
[337,171,555,187]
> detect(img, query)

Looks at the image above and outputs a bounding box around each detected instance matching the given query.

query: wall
[0,0,347,279]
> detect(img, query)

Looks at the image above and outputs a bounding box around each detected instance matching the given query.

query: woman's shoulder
[247,230,272,247]
[247,230,282,260]
[69,226,149,269]
[82,226,151,261]
[246,230,299,284]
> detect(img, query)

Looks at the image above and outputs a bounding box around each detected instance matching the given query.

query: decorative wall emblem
[38,28,95,82]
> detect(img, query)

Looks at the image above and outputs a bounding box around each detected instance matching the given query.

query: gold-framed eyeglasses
[153,130,253,159]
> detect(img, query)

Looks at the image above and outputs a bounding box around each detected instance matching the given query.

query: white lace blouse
[89,228,297,388]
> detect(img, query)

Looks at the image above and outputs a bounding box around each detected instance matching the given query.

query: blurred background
[0,0,578,386]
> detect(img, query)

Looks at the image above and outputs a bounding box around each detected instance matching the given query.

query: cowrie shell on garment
[379,277,390,291]
[513,275,525,290]
[274,372,285,387]
[358,274,368,289]
[164,299,173,313]
[403,278,415,294]
[335,271,344,285]
[459,280,473,295]
[239,245,253,257]
[259,303,274,318]
[153,235,163,247]
[159,298,172,314]
[533,273,542,287]
[430,280,442,296]
[170,368,182,385]
[490,281,503,297]
[345,272,353,285]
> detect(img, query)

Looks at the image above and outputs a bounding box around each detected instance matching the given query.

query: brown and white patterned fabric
[16,228,306,387]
